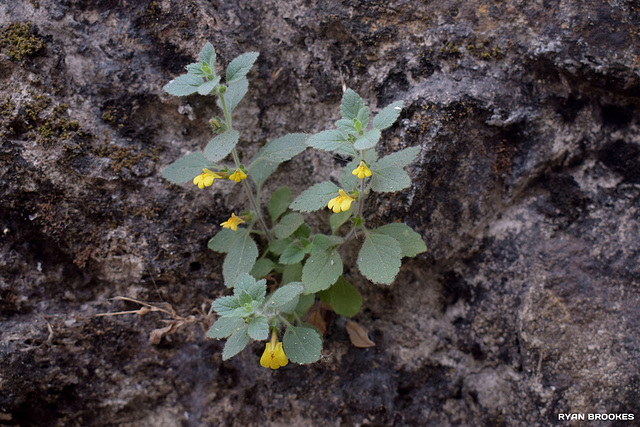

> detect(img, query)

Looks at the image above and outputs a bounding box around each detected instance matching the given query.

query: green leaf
[249,133,308,188]
[208,228,241,253]
[199,42,217,69]
[212,295,241,317]
[353,128,381,150]
[373,101,403,130]
[266,282,305,310]
[310,234,344,253]
[294,293,315,316]
[279,243,305,265]
[204,129,240,162]
[374,146,420,169]
[290,181,339,212]
[164,74,203,97]
[226,52,259,84]
[217,77,249,113]
[330,207,353,234]
[282,262,303,285]
[162,152,216,184]
[335,118,357,133]
[375,223,426,258]
[318,276,362,317]
[293,223,311,240]
[340,89,365,121]
[273,212,305,239]
[186,62,207,77]
[268,186,291,223]
[283,325,322,364]
[302,247,342,293]
[370,166,411,193]
[269,238,292,256]
[358,233,402,285]
[250,258,276,279]
[206,317,246,339]
[356,106,370,129]
[307,130,350,153]
[222,326,250,360]
[234,273,266,303]
[197,75,221,95]
[247,316,269,340]
[223,231,259,287]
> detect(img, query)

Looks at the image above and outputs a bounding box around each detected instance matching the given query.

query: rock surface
[1,1,639,425]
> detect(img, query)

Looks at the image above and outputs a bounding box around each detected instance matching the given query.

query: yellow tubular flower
[260,331,288,370]
[220,213,245,231]
[193,168,224,189]
[327,189,355,213]
[351,161,372,179]
[228,169,247,183]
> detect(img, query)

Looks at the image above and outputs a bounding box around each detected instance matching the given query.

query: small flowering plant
[161,43,425,368]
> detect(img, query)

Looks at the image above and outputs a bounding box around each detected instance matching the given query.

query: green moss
[440,42,462,58]
[0,22,45,61]
[468,39,504,60]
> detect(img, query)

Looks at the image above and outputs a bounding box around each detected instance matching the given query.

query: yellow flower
[220,213,245,231]
[327,189,355,213]
[260,331,288,370]
[351,161,372,179]
[228,169,247,183]
[193,168,224,189]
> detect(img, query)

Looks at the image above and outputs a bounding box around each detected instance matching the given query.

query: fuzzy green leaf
[310,234,344,253]
[162,152,216,184]
[199,42,217,69]
[307,130,350,152]
[204,129,239,162]
[370,166,411,193]
[266,282,305,310]
[318,276,362,317]
[353,128,381,150]
[358,233,402,285]
[302,247,342,293]
[234,273,266,303]
[226,52,259,84]
[290,181,339,212]
[197,75,221,95]
[249,133,308,188]
[164,74,203,97]
[250,258,276,279]
[222,326,250,360]
[330,207,354,234]
[269,238,292,256]
[283,325,322,364]
[279,243,305,265]
[356,106,370,129]
[268,186,291,223]
[375,223,426,258]
[282,262,303,285]
[208,228,241,253]
[374,146,420,169]
[274,212,305,240]
[335,119,357,133]
[340,89,365,121]
[217,77,249,114]
[373,101,403,130]
[223,231,258,287]
[247,316,269,341]
[212,295,241,317]
[206,317,245,339]
[294,294,315,316]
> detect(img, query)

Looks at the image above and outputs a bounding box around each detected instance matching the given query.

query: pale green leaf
[370,166,411,193]
[186,62,207,77]
[373,101,403,130]
[197,75,221,95]
[290,181,339,212]
[279,243,305,265]
[307,130,350,152]
[162,152,216,184]
[330,207,353,234]
[269,238,292,256]
[338,150,377,190]
[164,74,203,97]
[310,234,344,253]
[226,52,259,84]
[340,89,365,121]
[274,212,305,239]
[249,133,308,188]
[217,78,249,113]
[206,317,245,339]
[199,42,217,69]
[283,325,322,364]
[374,146,420,169]
[353,128,381,150]
[318,276,362,317]
[358,233,402,285]
[222,326,250,360]
[208,228,241,253]
[356,106,370,129]
[223,231,258,287]
[294,293,315,316]
[282,262,303,285]
[375,223,426,258]
[204,129,239,162]
[250,258,276,279]
[266,282,305,310]
[268,186,291,223]
[302,248,342,293]
[212,295,241,317]
[247,316,269,341]
[335,118,357,133]
[234,273,266,303]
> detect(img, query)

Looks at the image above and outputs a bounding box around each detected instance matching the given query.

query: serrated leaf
[206,317,246,339]
[266,282,305,310]
[249,133,308,188]
[302,248,342,293]
[226,52,259,84]
[247,316,269,340]
[199,42,217,69]
[330,207,353,234]
[290,181,339,212]
[234,273,266,303]
[283,325,322,364]
[373,101,403,130]
[353,128,381,150]
[222,326,250,360]
[269,238,292,256]
[282,262,303,285]
[370,166,412,193]
[279,243,305,265]
[250,258,276,279]
[268,186,291,223]
[208,228,241,253]
[310,234,344,253]
[186,62,207,77]
[318,276,362,317]
[217,77,249,114]
[341,89,365,121]
[204,129,239,162]
[295,293,315,316]
[375,223,426,258]
[223,231,258,287]
[273,212,305,239]
[358,233,402,285]
[162,152,216,184]
[356,106,370,128]
[338,150,378,190]
[335,118,357,133]
[374,146,420,169]
[212,295,241,317]
[307,130,350,153]
[293,223,311,240]
[197,75,221,95]
[164,74,204,97]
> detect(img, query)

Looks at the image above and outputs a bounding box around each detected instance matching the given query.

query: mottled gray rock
[1,0,639,425]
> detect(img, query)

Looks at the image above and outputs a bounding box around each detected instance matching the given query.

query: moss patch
[0,22,46,61]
